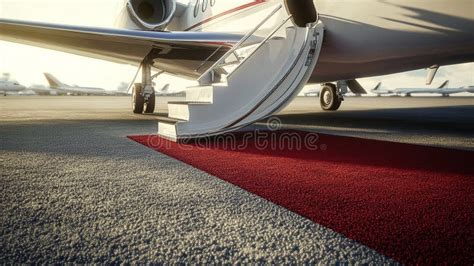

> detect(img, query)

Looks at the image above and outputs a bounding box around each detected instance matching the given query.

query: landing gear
[144,90,156,113]
[320,83,342,111]
[132,83,145,114]
[132,61,156,114]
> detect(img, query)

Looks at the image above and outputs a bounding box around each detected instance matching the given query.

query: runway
[1,96,473,149]
[276,96,474,150]
[1,96,473,263]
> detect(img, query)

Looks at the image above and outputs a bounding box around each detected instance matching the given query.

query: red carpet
[129,131,474,264]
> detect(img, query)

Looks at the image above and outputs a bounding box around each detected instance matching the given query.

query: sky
[0,0,473,93]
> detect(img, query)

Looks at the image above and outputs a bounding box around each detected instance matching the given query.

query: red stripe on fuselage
[185,0,268,31]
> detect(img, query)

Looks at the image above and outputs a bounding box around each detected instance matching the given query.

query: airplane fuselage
[0,81,26,93]
[52,86,107,95]
[395,87,474,96]
[1,0,472,92]
[169,0,474,83]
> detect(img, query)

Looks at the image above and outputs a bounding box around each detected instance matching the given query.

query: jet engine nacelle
[116,0,176,31]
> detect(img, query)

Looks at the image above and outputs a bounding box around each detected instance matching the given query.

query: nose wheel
[320,83,342,111]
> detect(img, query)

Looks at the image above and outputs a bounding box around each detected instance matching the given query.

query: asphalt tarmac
[2,95,472,149]
[1,95,472,263]
[276,96,474,150]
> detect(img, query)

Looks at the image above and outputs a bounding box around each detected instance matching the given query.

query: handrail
[225,24,314,129]
[179,23,323,139]
[194,45,224,72]
[227,15,293,80]
[197,3,283,83]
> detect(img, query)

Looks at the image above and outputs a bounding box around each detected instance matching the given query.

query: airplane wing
[346,79,367,94]
[394,88,437,94]
[0,19,247,78]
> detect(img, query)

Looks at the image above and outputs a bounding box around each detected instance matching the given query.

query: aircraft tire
[320,83,342,111]
[144,91,156,114]
[132,83,145,114]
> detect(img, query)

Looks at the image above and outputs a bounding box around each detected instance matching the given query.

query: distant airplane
[17,89,37,96]
[372,80,473,97]
[435,85,474,97]
[370,82,394,97]
[159,84,170,94]
[28,84,57,95]
[155,83,186,97]
[394,80,450,97]
[303,87,320,97]
[115,82,131,96]
[0,79,26,96]
[44,73,108,96]
[395,81,474,97]
[372,81,446,96]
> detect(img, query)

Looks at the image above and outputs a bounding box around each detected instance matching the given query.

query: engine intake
[127,0,176,30]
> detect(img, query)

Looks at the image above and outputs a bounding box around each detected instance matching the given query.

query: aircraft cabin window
[202,0,208,12]
[210,0,215,6]
[194,0,200,18]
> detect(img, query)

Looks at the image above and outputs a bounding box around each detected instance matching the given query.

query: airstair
[157,4,324,141]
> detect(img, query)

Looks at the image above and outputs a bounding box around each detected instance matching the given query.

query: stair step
[157,121,177,141]
[156,116,184,124]
[186,85,213,103]
[168,101,211,105]
[168,101,212,121]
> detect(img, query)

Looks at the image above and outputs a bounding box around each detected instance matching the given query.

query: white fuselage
[52,85,107,95]
[0,80,26,93]
[168,0,474,83]
[44,73,109,95]
[395,86,474,96]
[29,85,56,95]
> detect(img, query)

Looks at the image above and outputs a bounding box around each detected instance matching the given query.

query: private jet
[28,84,58,96]
[303,86,320,97]
[44,73,109,96]
[1,0,473,140]
[395,81,474,97]
[0,79,26,96]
